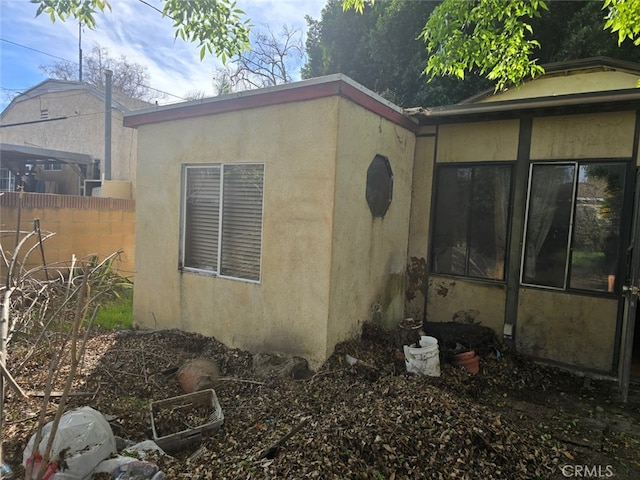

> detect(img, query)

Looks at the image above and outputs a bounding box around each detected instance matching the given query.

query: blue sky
[0,0,326,111]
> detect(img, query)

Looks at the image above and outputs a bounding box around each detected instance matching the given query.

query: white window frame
[180,163,265,283]
[43,163,63,171]
[0,168,15,192]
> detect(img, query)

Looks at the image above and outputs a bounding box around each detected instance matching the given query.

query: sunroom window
[181,163,264,282]
[522,162,626,292]
[430,164,512,281]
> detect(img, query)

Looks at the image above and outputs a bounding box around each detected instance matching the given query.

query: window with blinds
[181,164,264,282]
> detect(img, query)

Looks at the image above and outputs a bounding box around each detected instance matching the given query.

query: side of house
[0,79,148,198]
[125,76,416,368]
[125,57,640,382]
[406,58,640,377]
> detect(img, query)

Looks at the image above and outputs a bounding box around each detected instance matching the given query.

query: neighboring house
[125,57,640,395]
[0,79,150,198]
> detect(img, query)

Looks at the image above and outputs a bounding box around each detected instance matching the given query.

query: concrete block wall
[1,192,135,280]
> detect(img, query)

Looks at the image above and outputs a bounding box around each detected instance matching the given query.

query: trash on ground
[23,406,116,479]
[150,389,224,453]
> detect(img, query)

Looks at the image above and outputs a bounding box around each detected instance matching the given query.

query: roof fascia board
[407,88,640,124]
[124,75,418,132]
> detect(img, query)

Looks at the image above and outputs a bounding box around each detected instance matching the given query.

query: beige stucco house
[126,58,640,393]
[1,79,149,198]
[125,76,416,369]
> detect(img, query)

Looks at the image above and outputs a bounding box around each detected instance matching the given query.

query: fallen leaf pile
[3,325,640,479]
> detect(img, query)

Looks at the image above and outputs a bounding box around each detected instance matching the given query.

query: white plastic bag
[23,406,117,480]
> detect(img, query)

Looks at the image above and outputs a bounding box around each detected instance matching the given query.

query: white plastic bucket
[404,336,440,376]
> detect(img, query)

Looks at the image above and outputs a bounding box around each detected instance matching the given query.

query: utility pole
[104,69,112,181]
[78,21,83,82]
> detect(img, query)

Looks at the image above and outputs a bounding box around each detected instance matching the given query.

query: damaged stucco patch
[405,256,426,302]
[371,272,405,328]
[426,277,506,334]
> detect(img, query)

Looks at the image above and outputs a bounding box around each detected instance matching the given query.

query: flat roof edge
[124,75,417,132]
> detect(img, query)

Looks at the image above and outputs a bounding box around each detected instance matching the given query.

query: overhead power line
[0,37,187,101]
[1,38,73,63]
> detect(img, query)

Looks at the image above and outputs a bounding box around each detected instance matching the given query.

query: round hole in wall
[366,154,393,217]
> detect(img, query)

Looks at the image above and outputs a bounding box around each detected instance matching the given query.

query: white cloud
[1,0,326,108]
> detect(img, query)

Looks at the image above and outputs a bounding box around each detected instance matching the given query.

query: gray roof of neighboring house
[1,79,153,116]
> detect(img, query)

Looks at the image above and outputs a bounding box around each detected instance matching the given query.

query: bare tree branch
[227,25,305,90]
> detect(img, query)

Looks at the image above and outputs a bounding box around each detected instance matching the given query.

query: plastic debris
[1,462,14,479]
[23,406,116,480]
[112,460,166,480]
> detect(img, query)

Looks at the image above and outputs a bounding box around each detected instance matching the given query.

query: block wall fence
[1,192,135,280]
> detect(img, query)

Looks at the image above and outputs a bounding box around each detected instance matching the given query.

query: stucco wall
[426,277,507,334]
[325,98,415,352]
[437,120,520,162]
[414,119,518,332]
[516,289,618,371]
[133,97,340,368]
[531,111,636,159]
[405,130,436,317]
[0,192,135,278]
[1,90,137,196]
[416,110,636,373]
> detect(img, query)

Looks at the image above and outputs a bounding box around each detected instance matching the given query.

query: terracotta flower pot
[452,350,476,362]
[452,353,480,374]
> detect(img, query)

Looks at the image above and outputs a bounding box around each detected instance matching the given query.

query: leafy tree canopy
[31,0,251,62]
[343,0,640,92]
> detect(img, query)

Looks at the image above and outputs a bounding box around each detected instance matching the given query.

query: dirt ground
[2,323,640,479]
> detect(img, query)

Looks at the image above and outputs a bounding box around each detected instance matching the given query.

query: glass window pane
[431,165,512,280]
[431,167,471,276]
[522,164,575,288]
[570,163,626,292]
[468,166,511,280]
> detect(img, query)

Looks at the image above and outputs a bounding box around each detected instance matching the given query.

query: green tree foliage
[343,0,640,93]
[31,0,250,62]
[303,0,492,107]
[420,0,549,92]
[604,0,640,46]
[532,1,640,63]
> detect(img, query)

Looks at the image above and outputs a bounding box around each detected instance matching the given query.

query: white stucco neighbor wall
[1,86,139,196]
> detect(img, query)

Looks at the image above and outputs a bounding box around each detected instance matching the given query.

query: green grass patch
[94,287,133,330]
[571,251,604,268]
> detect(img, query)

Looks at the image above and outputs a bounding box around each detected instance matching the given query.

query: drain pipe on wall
[104,69,112,181]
